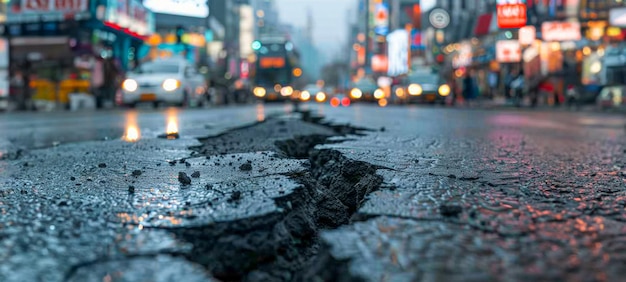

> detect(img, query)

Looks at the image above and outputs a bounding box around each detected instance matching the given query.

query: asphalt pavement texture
[2,103,626,281]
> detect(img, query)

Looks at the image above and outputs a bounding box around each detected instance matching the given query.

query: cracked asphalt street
[2,104,626,281]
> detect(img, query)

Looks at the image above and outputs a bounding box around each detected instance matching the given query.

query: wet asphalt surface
[2,103,626,281]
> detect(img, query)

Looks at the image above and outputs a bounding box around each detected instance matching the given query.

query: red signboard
[497,3,527,29]
[21,0,88,12]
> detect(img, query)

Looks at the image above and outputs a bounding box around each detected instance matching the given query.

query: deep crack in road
[3,105,626,281]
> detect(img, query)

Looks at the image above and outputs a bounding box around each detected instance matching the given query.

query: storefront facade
[2,0,154,109]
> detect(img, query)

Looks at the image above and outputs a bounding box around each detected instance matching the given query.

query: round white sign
[429,8,450,29]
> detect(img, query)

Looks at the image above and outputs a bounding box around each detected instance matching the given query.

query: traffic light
[251,40,262,51]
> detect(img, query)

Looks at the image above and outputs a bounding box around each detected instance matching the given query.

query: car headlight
[438,84,451,96]
[408,84,422,96]
[253,87,266,97]
[315,92,326,102]
[122,79,138,92]
[350,88,362,99]
[301,91,311,101]
[162,79,181,92]
[373,89,385,99]
[395,87,405,97]
[280,86,293,96]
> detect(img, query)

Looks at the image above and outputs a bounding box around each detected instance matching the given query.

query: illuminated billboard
[496,1,527,29]
[387,30,409,77]
[496,40,521,63]
[143,0,209,18]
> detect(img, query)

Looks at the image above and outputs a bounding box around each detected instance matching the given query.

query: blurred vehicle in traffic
[348,77,381,102]
[329,93,351,107]
[299,84,328,103]
[251,37,301,102]
[119,58,208,108]
[392,72,450,104]
[597,85,626,110]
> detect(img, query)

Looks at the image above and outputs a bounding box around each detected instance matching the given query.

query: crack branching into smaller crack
[165,111,385,281]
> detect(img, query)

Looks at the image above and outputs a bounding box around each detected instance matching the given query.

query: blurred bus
[251,37,302,102]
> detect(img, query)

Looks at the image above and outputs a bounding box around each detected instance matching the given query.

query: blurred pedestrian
[510,71,525,107]
[91,56,105,109]
[487,71,498,99]
[504,71,514,99]
[18,60,34,111]
[462,71,477,106]
[102,58,121,108]
[566,84,579,110]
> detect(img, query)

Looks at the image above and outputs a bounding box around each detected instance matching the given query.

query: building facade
[2,0,154,109]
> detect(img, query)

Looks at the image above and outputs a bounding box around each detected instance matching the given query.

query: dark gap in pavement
[165,110,385,281]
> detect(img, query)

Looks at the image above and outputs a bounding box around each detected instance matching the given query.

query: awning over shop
[474,13,493,36]
[9,36,73,61]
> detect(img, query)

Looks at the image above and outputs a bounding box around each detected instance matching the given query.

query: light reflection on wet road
[0,104,294,151]
[302,104,626,281]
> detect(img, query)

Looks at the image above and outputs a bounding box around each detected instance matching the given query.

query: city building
[251,0,281,38]
[141,0,210,67]
[208,0,253,79]
[429,0,626,104]
[2,0,155,109]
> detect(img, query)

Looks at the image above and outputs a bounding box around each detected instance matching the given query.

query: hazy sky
[275,0,355,59]
[274,0,437,58]
[276,0,436,59]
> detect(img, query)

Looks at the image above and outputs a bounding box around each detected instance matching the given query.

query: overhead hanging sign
[374,2,389,35]
[497,3,527,29]
[429,8,450,29]
[387,29,409,77]
[541,21,581,42]
[610,7,626,27]
[20,0,88,13]
[411,29,424,50]
[518,25,536,45]
[371,54,388,73]
[496,40,521,63]
[143,0,209,18]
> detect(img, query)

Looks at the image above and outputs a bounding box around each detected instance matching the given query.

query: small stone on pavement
[178,172,192,185]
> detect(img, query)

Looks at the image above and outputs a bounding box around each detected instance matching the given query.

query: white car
[120,59,208,108]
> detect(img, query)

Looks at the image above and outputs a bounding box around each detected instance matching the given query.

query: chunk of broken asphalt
[178,172,192,185]
[239,163,252,171]
[228,191,242,202]
[439,203,463,217]
[191,171,200,178]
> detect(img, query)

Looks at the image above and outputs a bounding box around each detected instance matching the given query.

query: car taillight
[341,97,350,107]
